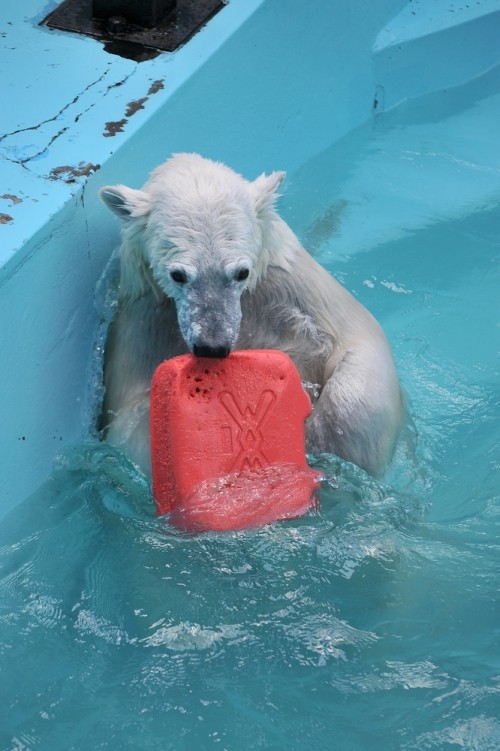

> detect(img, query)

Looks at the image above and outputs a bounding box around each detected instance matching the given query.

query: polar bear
[99,153,403,476]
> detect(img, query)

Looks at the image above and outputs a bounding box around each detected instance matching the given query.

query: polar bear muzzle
[175,274,243,360]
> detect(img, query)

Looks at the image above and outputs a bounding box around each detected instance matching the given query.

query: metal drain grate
[41,0,225,61]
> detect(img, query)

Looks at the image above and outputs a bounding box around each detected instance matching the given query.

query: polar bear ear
[251,171,286,215]
[100,185,151,220]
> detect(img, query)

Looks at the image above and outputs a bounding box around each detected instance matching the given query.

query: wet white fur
[100,153,403,476]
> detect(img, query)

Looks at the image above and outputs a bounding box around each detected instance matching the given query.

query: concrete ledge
[0,0,264,273]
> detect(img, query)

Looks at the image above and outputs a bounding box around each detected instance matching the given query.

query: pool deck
[0,0,265,274]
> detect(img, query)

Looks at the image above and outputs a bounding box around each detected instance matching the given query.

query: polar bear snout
[175,278,243,360]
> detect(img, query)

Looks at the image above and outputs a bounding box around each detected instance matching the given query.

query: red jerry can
[150,350,320,531]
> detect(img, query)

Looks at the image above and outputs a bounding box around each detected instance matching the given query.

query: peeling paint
[0,213,14,224]
[148,79,165,95]
[125,97,148,117]
[103,119,128,137]
[49,163,101,183]
[1,194,23,205]
[102,78,165,137]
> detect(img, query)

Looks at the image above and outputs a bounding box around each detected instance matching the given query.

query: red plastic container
[150,350,320,531]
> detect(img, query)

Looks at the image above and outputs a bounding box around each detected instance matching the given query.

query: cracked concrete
[0,1,172,267]
[0,69,133,170]
[0,0,257,272]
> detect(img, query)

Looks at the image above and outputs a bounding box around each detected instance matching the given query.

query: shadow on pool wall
[2,0,499,517]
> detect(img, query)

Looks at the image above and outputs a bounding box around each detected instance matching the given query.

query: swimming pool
[1,1,500,749]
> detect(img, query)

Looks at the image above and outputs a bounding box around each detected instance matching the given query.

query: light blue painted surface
[1,0,499,516]
[373,0,500,110]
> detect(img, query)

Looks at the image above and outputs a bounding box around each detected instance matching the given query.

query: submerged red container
[150,350,320,530]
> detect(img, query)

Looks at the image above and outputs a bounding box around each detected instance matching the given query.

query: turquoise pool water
[1,70,499,750]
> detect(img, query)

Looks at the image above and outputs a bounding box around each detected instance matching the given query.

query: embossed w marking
[219,390,276,470]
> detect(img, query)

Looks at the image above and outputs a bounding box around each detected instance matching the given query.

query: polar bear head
[100,153,288,357]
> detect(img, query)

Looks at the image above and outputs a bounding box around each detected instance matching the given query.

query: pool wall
[2,0,499,517]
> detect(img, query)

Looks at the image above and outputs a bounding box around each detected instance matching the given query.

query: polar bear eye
[170,269,188,285]
[234,267,250,282]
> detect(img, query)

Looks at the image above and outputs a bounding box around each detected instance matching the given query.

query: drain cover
[41,0,224,61]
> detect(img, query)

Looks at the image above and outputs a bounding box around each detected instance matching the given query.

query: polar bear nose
[193,344,231,359]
